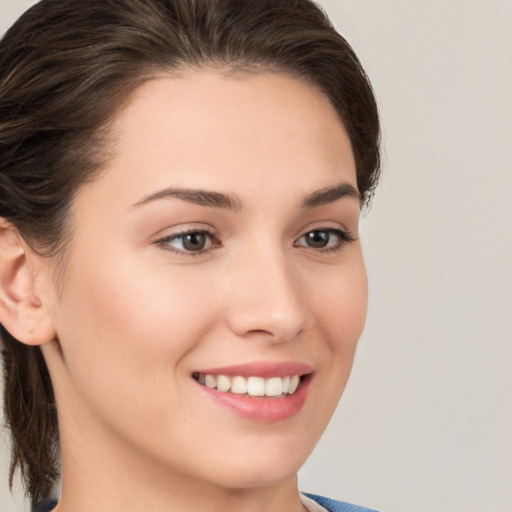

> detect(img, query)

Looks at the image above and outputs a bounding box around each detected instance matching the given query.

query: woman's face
[42,70,367,490]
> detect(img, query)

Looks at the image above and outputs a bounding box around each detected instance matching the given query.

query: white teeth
[217,375,231,392]
[282,376,290,393]
[288,375,300,394]
[195,373,303,397]
[231,376,248,394]
[204,374,217,389]
[265,377,283,397]
[247,376,265,396]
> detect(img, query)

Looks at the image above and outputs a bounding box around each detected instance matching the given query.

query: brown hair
[0,0,381,506]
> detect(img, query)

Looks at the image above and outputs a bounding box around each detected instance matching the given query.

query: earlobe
[0,219,56,346]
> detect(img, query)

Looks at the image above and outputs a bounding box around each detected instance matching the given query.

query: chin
[194,438,311,490]
[210,461,301,490]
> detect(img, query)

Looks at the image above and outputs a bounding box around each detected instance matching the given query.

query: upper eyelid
[296,227,354,243]
[296,224,354,239]
[153,224,216,240]
[156,228,216,244]
[168,227,215,238]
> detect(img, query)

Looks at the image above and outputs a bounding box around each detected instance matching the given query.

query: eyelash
[155,227,355,256]
[155,228,220,257]
[293,228,356,254]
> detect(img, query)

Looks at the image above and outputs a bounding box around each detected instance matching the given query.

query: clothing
[33,500,57,512]
[301,493,330,512]
[35,493,379,512]
[303,493,380,512]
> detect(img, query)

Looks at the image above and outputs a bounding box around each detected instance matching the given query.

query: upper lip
[193,361,313,378]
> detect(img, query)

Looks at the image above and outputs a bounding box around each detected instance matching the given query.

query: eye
[156,229,219,254]
[294,228,353,252]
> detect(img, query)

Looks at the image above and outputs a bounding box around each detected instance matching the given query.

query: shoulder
[304,492,381,512]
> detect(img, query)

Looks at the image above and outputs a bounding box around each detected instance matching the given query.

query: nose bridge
[227,242,307,342]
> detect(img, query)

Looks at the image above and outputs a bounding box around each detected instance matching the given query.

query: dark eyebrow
[301,182,361,208]
[131,187,243,211]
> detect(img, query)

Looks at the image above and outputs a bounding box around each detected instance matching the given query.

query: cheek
[53,252,222,413]
[66,251,218,340]
[315,253,368,353]
[309,252,368,404]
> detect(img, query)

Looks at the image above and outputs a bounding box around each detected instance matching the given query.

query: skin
[0,70,367,512]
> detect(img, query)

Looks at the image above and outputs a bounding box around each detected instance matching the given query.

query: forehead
[79,70,357,208]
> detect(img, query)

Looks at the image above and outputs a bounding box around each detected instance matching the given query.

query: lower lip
[197,375,312,422]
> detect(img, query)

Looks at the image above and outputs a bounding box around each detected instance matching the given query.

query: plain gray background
[1,1,511,511]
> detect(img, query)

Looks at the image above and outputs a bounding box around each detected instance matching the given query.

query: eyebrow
[131,187,243,211]
[131,181,360,211]
[301,182,361,208]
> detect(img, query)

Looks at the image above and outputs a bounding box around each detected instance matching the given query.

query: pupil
[307,231,329,248]
[183,233,206,251]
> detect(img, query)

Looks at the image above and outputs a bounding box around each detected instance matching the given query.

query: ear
[0,219,56,346]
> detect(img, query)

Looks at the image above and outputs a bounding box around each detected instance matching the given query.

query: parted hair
[0,0,381,506]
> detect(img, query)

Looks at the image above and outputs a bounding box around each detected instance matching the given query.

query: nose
[225,248,308,343]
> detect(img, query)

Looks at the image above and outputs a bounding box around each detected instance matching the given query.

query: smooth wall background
[1,1,511,511]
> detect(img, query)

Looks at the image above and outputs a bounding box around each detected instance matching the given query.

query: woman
[0,1,381,511]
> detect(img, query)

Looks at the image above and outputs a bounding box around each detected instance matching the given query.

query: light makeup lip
[192,361,314,422]
[192,361,314,378]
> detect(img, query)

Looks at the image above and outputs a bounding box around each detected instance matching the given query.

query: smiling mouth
[192,373,305,398]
